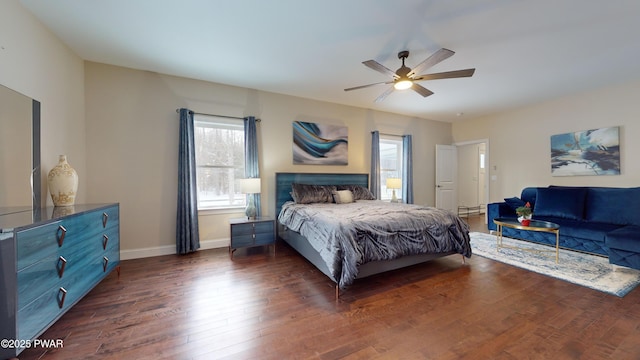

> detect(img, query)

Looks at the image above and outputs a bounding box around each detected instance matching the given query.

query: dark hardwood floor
[17,214,640,359]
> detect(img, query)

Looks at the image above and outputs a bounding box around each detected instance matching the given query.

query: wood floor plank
[15,215,640,359]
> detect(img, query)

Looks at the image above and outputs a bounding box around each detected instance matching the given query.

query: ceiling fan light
[394,79,413,90]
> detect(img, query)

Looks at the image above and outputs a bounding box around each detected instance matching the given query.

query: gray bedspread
[278,200,472,288]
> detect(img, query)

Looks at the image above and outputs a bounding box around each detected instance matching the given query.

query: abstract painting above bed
[278,200,472,289]
[292,121,348,165]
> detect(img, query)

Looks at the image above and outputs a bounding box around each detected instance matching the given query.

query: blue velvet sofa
[487,186,640,270]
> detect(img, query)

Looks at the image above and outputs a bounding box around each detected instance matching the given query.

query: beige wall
[0,0,86,206]
[84,62,453,258]
[453,80,640,203]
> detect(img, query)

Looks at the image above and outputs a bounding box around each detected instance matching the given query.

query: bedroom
[2,0,640,358]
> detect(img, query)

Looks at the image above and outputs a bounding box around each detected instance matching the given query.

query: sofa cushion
[533,187,587,220]
[585,187,640,226]
[605,225,640,251]
[535,217,620,242]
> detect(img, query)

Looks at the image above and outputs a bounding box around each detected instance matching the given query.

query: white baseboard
[120,238,229,260]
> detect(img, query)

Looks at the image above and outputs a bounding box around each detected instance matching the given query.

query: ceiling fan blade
[411,83,434,98]
[344,81,392,92]
[407,48,455,77]
[363,60,399,79]
[413,68,476,81]
[374,86,395,103]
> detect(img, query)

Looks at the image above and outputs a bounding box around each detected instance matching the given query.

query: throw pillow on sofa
[533,187,587,220]
[504,197,526,211]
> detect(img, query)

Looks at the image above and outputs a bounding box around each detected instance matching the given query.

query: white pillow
[332,190,354,204]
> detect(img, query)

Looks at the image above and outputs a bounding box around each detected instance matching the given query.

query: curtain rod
[376,131,404,137]
[175,108,260,122]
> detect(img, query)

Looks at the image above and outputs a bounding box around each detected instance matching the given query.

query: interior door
[435,144,457,212]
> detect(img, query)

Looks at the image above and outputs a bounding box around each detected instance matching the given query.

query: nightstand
[229,217,276,258]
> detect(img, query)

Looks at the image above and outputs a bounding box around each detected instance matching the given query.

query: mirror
[0,84,41,214]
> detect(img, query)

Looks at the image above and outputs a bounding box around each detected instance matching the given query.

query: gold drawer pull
[102,212,109,228]
[57,225,67,247]
[56,256,67,278]
[57,287,67,309]
[102,234,109,250]
[103,256,109,272]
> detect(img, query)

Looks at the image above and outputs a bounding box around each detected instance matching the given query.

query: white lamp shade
[386,178,401,189]
[239,178,261,194]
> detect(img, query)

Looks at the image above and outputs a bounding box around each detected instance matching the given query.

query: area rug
[469,232,640,297]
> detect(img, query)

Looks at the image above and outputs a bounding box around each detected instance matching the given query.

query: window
[194,115,245,210]
[379,136,403,201]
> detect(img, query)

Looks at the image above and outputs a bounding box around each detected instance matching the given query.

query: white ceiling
[20,0,640,122]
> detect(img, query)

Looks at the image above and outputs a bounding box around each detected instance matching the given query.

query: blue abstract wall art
[293,121,348,165]
[550,126,620,176]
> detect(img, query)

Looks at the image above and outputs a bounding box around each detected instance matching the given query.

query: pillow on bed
[337,184,376,200]
[332,190,354,204]
[291,183,336,204]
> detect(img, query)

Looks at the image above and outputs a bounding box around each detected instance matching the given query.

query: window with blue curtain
[379,135,403,201]
[372,132,414,203]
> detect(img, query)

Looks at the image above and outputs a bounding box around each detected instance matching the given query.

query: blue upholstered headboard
[274,172,369,217]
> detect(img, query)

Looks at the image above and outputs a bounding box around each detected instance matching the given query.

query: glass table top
[494,217,560,230]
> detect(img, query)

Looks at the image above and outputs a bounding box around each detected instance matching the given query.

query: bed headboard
[275,172,369,217]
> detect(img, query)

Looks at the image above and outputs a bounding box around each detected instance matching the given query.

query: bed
[275,172,472,297]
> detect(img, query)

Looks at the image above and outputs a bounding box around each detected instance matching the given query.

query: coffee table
[493,217,561,263]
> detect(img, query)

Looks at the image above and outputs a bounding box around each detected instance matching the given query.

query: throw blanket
[278,200,472,288]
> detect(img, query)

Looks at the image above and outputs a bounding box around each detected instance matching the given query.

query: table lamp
[386,178,401,203]
[239,178,261,219]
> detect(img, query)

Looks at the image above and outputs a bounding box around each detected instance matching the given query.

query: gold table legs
[496,223,559,264]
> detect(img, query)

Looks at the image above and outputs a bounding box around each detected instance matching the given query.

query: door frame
[454,138,490,224]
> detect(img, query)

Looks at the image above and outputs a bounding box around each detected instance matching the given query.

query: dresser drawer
[17,240,98,309]
[17,264,104,340]
[18,285,67,340]
[254,232,274,245]
[231,221,273,236]
[232,235,255,247]
[254,221,274,235]
[102,245,120,274]
[16,207,118,272]
[100,205,119,230]
[16,221,63,271]
[62,211,112,248]
[231,232,274,247]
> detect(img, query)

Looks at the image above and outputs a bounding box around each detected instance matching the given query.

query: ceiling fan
[344,48,475,103]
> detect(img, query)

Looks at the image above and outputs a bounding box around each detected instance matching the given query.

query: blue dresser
[0,203,120,359]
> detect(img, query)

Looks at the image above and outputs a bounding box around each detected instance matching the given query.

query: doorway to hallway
[456,139,489,220]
